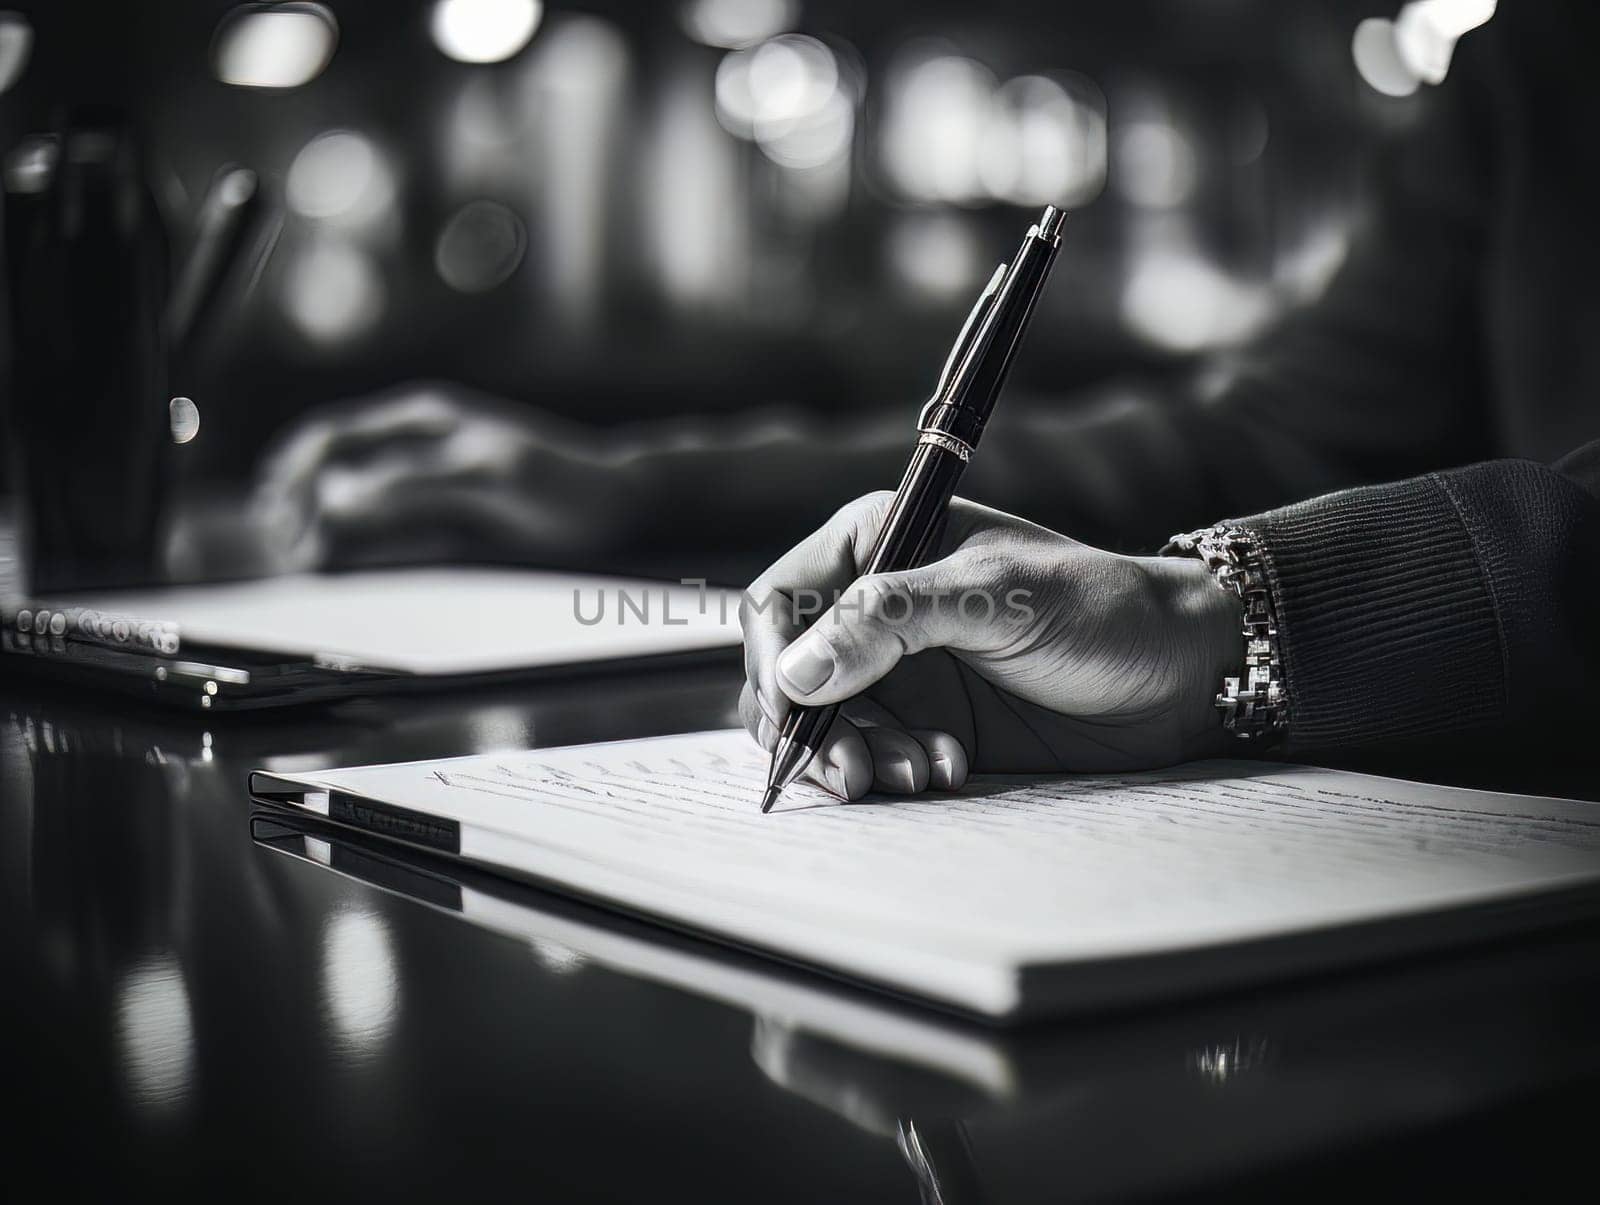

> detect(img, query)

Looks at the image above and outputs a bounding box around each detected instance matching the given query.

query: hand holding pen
[741,204,1246,805]
[753,207,1068,812]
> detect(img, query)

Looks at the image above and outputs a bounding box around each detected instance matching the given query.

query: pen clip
[930,263,1007,406]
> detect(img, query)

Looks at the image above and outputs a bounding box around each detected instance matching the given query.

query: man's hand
[249,383,637,571]
[739,493,1243,799]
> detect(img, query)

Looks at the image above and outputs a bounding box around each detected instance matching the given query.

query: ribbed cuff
[1232,473,1503,753]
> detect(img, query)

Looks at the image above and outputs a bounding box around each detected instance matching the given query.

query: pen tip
[760,785,782,814]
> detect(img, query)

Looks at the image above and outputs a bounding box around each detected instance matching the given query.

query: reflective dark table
[4,664,1600,1202]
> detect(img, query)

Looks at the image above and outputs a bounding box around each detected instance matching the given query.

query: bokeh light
[286,130,396,227]
[882,48,1105,208]
[881,51,995,205]
[716,35,834,137]
[526,15,631,327]
[715,34,856,172]
[435,199,528,293]
[1114,121,1198,209]
[1121,248,1272,352]
[2,135,56,195]
[648,65,743,307]
[887,212,981,301]
[532,14,629,94]
[282,239,384,343]
[1394,0,1496,85]
[169,397,201,445]
[430,0,543,64]
[0,10,33,96]
[979,75,1106,207]
[217,165,259,207]
[748,36,836,122]
[759,89,853,170]
[680,0,797,50]
[1352,18,1420,97]
[713,47,758,136]
[212,2,338,89]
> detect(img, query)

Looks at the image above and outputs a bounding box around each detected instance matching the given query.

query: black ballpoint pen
[760,205,1068,813]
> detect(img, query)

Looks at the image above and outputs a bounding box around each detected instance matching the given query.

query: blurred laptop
[2,563,740,710]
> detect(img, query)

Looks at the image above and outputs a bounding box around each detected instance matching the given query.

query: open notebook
[249,729,1600,1021]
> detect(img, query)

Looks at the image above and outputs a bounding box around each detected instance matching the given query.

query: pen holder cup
[2,115,171,594]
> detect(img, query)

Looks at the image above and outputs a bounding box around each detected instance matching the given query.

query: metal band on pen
[915,430,974,460]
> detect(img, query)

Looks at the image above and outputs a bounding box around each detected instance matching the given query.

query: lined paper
[279,730,1600,1015]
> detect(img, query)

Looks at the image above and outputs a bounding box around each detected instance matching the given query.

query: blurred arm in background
[249,48,1492,584]
[970,55,1492,552]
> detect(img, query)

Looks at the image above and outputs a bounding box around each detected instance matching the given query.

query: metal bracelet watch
[1162,524,1289,743]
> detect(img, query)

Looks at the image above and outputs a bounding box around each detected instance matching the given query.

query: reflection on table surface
[4,668,1600,1201]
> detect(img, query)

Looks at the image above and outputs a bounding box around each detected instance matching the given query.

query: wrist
[1156,556,1246,760]
[1163,524,1290,751]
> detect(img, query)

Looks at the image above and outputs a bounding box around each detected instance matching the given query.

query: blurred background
[0,0,1483,585]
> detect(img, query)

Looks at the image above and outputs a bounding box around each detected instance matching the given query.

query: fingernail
[889,754,917,792]
[929,753,952,790]
[818,747,854,798]
[825,763,848,797]
[809,759,842,797]
[777,635,835,696]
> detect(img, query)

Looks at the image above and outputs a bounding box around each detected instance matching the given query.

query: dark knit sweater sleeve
[1228,444,1600,754]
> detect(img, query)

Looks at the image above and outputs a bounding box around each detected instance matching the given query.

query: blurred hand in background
[237,381,921,583]
[248,382,642,573]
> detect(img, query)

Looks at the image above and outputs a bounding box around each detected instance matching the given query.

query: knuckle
[443,425,515,480]
[848,492,898,566]
[833,490,895,529]
[400,391,456,424]
[738,586,772,633]
[950,545,1008,591]
[314,466,374,522]
[855,575,915,629]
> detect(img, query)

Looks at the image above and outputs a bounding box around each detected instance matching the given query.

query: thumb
[773,564,970,705]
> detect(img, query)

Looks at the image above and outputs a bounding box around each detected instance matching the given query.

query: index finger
[741,491,895,727]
